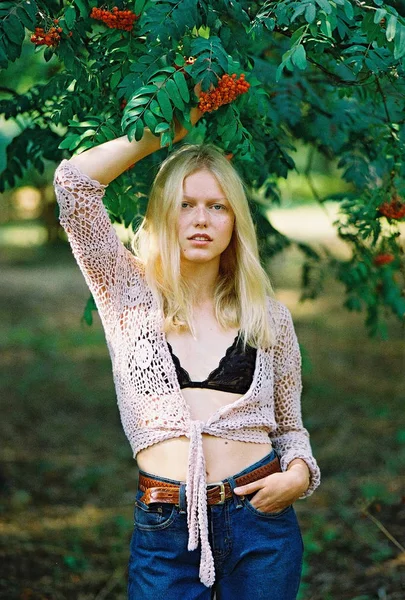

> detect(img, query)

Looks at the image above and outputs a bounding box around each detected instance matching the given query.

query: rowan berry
[378,194,405,220]
[373,253,395,266]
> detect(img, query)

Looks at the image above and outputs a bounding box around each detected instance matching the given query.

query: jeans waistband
[137,447,279,488]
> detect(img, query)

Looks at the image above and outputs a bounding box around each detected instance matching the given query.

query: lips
[188,234,212,241]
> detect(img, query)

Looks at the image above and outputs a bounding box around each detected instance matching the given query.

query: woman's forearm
[68,128,162,186]
[67,101,202,186]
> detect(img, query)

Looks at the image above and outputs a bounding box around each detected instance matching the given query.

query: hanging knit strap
[186,420,216,587]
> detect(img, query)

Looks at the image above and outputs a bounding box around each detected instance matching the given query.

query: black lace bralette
[166,332,257,394]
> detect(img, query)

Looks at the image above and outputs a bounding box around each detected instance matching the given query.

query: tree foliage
[1,0,405,337]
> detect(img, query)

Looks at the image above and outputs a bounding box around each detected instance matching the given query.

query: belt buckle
[208,481,226,504]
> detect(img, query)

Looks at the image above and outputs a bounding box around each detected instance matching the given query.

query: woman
[53,97,320,600]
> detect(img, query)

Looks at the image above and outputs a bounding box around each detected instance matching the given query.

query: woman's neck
[180,260,219,304]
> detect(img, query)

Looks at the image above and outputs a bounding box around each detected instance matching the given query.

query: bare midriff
[136,387,273,483]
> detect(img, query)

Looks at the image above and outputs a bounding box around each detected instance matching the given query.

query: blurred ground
[0,206,404,600]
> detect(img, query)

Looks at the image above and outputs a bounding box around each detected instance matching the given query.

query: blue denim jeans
[127,449,304,599]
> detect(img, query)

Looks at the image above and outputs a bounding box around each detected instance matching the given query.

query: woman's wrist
[286,459,311,493]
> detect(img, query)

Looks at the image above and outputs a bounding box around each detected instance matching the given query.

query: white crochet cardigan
[53,159,321,587]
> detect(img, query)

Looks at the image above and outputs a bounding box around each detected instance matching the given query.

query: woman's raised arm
[68,99,203,186]
[53,97,202,335]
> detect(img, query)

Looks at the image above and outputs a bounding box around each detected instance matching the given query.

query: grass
[0,231,404,600]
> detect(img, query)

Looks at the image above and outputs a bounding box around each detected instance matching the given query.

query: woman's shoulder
[265,294,290,318]
[265,295,295,336]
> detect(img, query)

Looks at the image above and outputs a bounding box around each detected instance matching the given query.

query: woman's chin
[180,252,219,265]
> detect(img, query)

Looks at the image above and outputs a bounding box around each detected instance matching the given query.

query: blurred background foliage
[0,1,404,599]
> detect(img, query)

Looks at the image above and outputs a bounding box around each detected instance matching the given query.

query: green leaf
[290,25,308,45]
[315,0,332,15]
[165,78,185,110]
[4,13,25,44]
[65,6,77,30]
[68,118,103,128]
[157,88,173,121]
[135,0,147,15]
[77,129,97,143]
[173,71,190,103]
[155,122,170,133]
[58,136,78,150]
[291,44,307,70]
[126,96,150,109]
[343,0,354,20]
[150,99,163,117]
[386,14,397,42]
[99,126,116,140]
[22,0,37,22]
[161,131,173,148]
[128,118,144,142]
[122,108,145,128]
[291,4,307,23]
[263,17,275,31]
[44,47,54,63]
[276,61,286,82]
[373,8,387,24]
[131,85,158,98]
[110,70,121,90]
[174,54,185,66]
[305,4,316,23]
[73,0,88,18]
[394,22,405,59]
[17,5,35,30]
[144,109,158,132]
[135,119,145,142]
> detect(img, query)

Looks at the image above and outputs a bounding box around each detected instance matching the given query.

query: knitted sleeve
[53,159,144,335]
[270,303,321,498]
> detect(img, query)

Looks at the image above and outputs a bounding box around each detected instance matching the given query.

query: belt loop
[178,482,187,514]
[227,476,244,509]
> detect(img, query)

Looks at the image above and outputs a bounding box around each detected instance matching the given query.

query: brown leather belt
[138,455,282,506]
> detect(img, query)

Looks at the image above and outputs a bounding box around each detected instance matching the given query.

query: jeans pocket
[243,492,292,519]
[134,490,177,531]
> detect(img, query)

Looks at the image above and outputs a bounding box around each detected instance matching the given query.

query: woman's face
[178,169,235,266]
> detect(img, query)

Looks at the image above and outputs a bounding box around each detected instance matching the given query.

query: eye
[211,204,227,211]
[181,202,191,208]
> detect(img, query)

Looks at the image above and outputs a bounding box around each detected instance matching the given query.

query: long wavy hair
[131,143,278,349]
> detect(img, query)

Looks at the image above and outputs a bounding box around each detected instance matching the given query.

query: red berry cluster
[30,19,73,47]
[373,253,395,266]
[90,6,139,31]
[30,19,68,47]
[378,194,405,220]
[120,98,128,110]
[198,73,250,113]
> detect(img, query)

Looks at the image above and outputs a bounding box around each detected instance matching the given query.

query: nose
[193,205,209,226]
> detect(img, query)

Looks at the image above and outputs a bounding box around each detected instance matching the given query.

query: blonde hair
[131,143,278,349]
